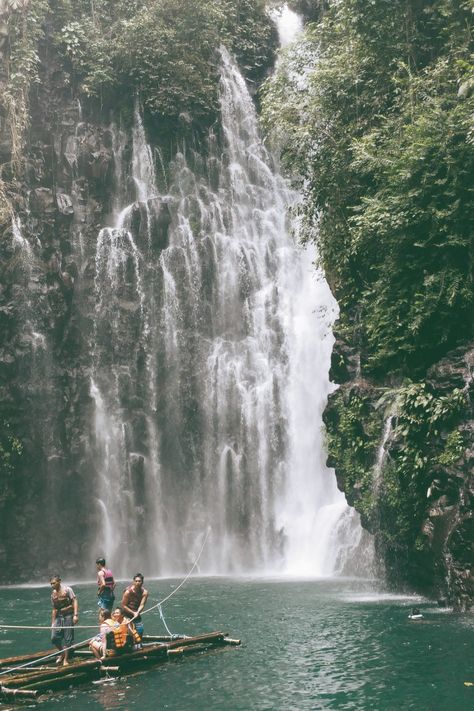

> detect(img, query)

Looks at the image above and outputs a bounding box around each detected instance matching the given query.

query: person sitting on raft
[50,574,79,666]
[96,557,116,614]
[97,607,142,659]
[121,573,148,637]
[89,609,112,660]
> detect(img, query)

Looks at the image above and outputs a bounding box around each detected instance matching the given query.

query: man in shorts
[121,573,148,637]
[50,574,78,665]
[95,557,116,614]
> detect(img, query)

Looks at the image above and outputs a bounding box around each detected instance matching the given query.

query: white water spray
[88,45,367,577]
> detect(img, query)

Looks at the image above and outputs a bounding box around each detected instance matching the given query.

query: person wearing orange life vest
[101,607,142,658]
[96,556,116,615]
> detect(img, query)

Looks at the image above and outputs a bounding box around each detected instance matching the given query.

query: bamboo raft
[0,632,241,702]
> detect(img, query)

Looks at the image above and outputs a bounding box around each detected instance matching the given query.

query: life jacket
[98,568,115,593]
[105,619,141,651]
[51,586,75,615]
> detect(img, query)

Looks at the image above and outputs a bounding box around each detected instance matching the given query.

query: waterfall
[11,216,46,353]
[88,45,366,577]
[373,416,393,493]
[271,3,303,47]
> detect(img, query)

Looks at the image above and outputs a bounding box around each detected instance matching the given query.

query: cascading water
[88,42,368,577]
[373,416,394,493]
[272,2,303,46]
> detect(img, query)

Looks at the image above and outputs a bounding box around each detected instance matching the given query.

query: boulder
[56,192,74,216]
[30,187,57,215]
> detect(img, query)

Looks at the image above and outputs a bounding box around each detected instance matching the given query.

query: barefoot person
[121,573,148,637]
[96,557,116,614]
[50,575,78,666]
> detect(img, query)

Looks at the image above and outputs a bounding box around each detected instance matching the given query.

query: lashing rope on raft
[0,527,211,677]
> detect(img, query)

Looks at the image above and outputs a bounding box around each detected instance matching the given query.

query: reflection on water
[94,679,128,710]
[0,578,471,711]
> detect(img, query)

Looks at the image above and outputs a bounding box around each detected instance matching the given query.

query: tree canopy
[48,0,276,124]
[262,0,474,376]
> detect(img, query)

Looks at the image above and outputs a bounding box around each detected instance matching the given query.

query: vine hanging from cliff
[1,0,48,171]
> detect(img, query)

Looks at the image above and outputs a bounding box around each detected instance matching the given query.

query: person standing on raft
[50,574,78,666]
[96,557,116,614]
[121,573,148,637]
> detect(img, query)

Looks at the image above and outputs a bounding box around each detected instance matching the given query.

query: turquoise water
[0,578,472,710]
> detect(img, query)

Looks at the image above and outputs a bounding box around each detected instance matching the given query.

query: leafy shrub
[262,0,474,377]
[48,0,276,123]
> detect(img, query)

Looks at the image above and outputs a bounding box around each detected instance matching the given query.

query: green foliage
[325,376,468,574]
[1,0,49,170]
[54,15,116,98]
[325,388,382,524]
[48,0,276,122]
[287,1,328,23]
[220,0,278,84]
[262,0,474,377]
[350,59,474,372]
[437,428,464,466]
[115,0,222,120]
[371,380,468,566]
[394,382,466,474]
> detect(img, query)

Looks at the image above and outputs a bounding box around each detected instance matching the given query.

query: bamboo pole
[0,685,38,698]
[0,639,91,668]
[0,649,58,668]
[165,631,225,651]
[142,634,185,642]
[167,643,209,657]
[20,671,91,692]
[1,660,101,689]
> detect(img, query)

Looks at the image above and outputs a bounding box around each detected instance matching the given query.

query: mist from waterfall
[88,45,369,578]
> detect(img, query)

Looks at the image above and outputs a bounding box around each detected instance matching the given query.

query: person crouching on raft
[50,575,78,666]
[96,556,116,614]
[97,607,142,659]
[121,573,148,637]
[89,609,112,660]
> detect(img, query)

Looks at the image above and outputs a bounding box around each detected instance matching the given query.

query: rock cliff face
[325,337,473,610]
[0,59,116,578]
[0,10,179,578]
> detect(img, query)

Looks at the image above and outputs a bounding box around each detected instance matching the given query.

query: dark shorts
[51,614,74,648]
[98,592,115,611]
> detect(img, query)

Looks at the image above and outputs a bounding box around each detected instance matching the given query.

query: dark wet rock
[30,187,57,215]
[56,192,74,216]
[327,338,474,609]
[88,148,113,181]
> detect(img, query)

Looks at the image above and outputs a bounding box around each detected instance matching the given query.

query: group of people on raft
[50,557,149,665]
